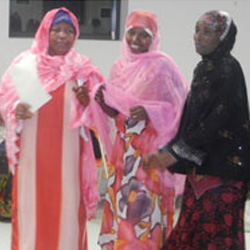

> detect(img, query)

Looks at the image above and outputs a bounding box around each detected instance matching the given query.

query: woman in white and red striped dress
[0,7,104,250]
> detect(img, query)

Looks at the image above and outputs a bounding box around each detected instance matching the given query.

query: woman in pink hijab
[95,10,189,250]
[0,7,104,250]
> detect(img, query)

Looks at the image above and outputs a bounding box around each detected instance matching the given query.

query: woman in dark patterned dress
[143,10,250,250]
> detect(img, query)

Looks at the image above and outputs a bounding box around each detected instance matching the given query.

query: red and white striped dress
[12,82,87,250]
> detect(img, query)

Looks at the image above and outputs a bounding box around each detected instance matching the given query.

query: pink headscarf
[0,7,104,219]
[32,7,103,92]
[97,10,189,191]
[126,10,158,37]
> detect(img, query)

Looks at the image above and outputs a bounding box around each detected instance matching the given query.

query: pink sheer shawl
[0,7,104,219]
[98,10,189,191]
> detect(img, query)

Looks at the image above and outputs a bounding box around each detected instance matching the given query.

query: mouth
[195,42,205,48]
[131,43,139,47]
[56,42,67,47]
[195,43,204,51]
[130,43,141,50]
[129,44,143,54]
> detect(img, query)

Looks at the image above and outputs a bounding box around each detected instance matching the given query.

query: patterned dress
[99,115,175,250]
[0,139,12,222]
[163,177,247,250]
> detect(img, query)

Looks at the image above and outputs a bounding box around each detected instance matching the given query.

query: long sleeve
[168,59,236,166]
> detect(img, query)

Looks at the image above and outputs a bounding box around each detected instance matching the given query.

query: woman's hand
[73,86,90,107]
[94,85,105,105]
[15,103,33,120]
[94,85,118,118]
[142,150,177,171]
[130,105,148,122]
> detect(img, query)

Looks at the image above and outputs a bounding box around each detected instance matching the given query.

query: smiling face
[48,22,75,56]
[194,20,220,56]
[126,27,153,54]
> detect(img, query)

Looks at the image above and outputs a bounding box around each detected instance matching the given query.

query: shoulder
[152,52,178,68]
[218,55,247,98]
[2,50,31,78]
[72,52,91,66]
[10,50,32,66]
[221,55,244,78]
[145,52,182,77]
[72,52,104,82]
[110,59,122,72]
[221,55,246,92]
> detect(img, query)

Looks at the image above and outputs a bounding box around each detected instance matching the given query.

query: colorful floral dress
[98,115,175,250]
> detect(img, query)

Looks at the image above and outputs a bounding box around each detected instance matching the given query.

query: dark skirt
[162,178,248,250]
[0,141,12,221]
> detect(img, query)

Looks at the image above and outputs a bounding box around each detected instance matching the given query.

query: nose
[194,31,201,42]
[57,30,67,38]
[131,34,139,42]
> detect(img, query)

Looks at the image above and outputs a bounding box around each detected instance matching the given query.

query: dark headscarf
[189,11,240,127]
[198,10,237,61]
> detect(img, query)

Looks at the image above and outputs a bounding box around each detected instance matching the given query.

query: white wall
[1,0,250,98]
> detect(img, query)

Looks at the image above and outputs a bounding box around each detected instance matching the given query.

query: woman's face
[126,27,152,54]
[48,22,75,56]
[194,20,220,56]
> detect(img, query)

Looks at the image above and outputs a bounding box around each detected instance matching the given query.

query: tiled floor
[1,200,250,249]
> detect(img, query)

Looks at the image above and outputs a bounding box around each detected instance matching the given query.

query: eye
[65,28,75,35]
[51,27,60,33]
[204,29,212,35]
[139,32,150,39]
[127,29,135,36]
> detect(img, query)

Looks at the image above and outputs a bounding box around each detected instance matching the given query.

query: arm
[141,99,224,171]
[94,85,118,118]
[168,78,232,166]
